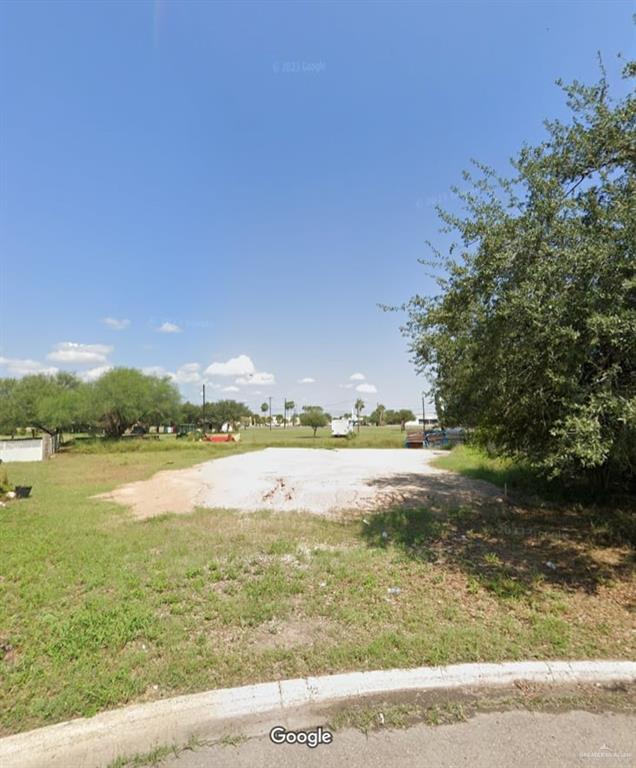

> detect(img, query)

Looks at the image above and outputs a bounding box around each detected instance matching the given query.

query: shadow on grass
[361,498,635,598]
[433,446,636,509]
[450,462,541,495]
[363,471,503,511]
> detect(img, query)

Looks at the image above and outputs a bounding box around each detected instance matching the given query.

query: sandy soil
[97,448,503,519]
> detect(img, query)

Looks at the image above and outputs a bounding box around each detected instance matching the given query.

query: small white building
[0,434,59,463]
[405,413,439,430]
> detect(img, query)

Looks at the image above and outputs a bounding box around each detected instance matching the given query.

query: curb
[1,660,634,768]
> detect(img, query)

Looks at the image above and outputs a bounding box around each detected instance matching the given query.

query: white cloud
[142,362,204,386]
[157,322,182,334]
[205,354,255,377]
[350,372,366,381]
[298,377,315,384]
[340,383,354,389]
[142,365,171,378]
[79,365,113,382]
[173,362,201,384]
[102,317,130,330]
[142,355,274,389]
[47,342,113,364]
[235,371,275,386]
[356,383,377,393]
[0,356,58,376]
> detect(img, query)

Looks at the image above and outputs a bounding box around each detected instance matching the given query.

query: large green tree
[90,368,181,437]
[384,409,416,430]
[369,404,386,426]
[180,401,202,425]
[0,372,90,435]
[0,378,19,435]
[205,400,252,431]
[402,62,635,489]
[300,406,329,437]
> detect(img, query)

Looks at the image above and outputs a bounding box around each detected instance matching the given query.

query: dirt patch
[0,639,17,666]
[95,464,214,517]
[251,617,332,651]
[97,448,504,520]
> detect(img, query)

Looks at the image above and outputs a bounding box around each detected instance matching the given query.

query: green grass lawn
[66,425,407,453]
[432,445,635,542]
[242,424,406,448]
[0,440,633,736]
[431,445,552,496]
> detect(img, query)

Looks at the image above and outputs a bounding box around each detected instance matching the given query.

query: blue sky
[0,1,633,415]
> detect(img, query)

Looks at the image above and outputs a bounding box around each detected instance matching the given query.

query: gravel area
[98,448,503,519]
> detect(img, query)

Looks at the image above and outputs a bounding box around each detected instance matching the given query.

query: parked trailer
[331,417,353,437]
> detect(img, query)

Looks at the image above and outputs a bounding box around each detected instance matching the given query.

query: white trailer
[331,417,353,437]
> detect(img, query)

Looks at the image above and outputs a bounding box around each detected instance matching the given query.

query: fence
[0,433,60,463]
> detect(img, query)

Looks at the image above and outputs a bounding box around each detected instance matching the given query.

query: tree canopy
[368,406,416,428]
[90,368,181,437]
[0,372,90,435]
[387,409,416,429]
[180,401,202,424]
[299,406,329,436]
[369,404,386,426]
[205,400,252,431]
[0,369,259,439]
[284,399,295,427]
[402,61,635,490]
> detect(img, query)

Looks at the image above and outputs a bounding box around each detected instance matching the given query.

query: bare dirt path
[97,448,503,519]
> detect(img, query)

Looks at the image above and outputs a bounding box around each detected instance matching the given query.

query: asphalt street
[164,709,635,768]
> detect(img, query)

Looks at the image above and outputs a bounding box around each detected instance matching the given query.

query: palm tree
[260,402,268,427]
[354,398,365,433]
[284,400,295,428]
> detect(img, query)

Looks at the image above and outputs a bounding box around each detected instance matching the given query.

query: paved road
[165,710,635,768]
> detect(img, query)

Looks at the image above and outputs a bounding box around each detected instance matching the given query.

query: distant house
[405,414,439,430]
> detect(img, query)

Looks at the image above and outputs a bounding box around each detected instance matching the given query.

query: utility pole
[202,384,206,432]
[269,396,272,431]
[421,392,426,448]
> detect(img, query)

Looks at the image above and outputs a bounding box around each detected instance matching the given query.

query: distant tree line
[181,399,252,431]
[0,369,181,438]
[0,369,251,438]
[368,405,416,430]
[0,368,422,440]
